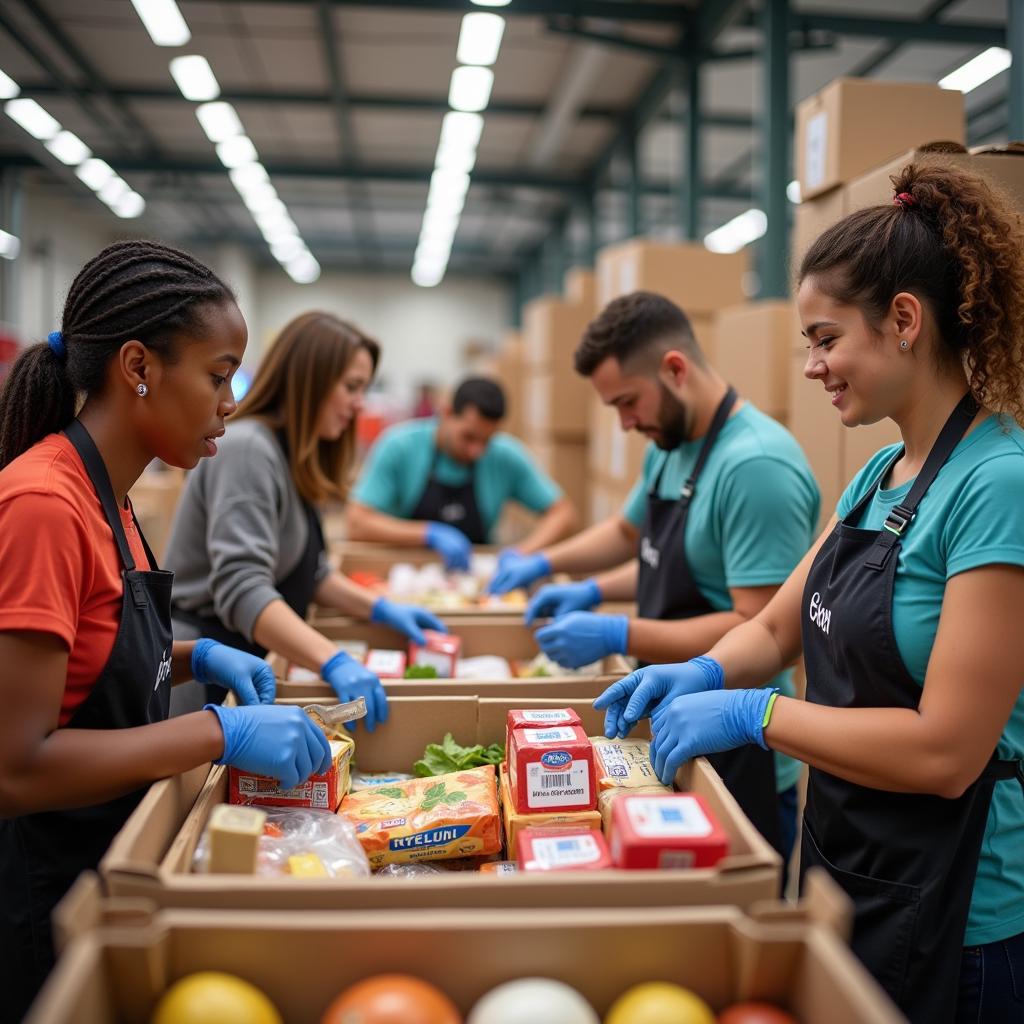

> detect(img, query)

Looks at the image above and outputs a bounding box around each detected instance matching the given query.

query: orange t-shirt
[0,433,152,726]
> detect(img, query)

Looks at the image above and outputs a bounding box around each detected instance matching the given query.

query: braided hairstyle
[0,240,234,469]
[799,160,1024,424]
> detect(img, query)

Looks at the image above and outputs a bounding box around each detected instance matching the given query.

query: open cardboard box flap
[100,695,781,911]
[35,870,903,1024]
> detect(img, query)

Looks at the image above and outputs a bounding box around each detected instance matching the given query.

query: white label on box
[805,110,828,190]
[412,649,453,675]
[597,745,630,780]
[522,726,577,744]
[618,256,637,294]
[529,833,602,867]
[492,862,518,875]
[626,796,712,838]
[526,759,591,808]
[365,650,405,675]
[519,710,574,723]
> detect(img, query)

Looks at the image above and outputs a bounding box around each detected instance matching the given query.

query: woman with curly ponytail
[597,161,1024,1023]
[0,241,333,1019]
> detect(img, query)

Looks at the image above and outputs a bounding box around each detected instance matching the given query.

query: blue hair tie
[47,331,65,359]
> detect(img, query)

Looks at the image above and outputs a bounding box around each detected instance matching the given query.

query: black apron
[800,393,1024,1023]
[0,420,173,1023]
[409,434,488,545]
[173,430,325,702]
[636,388,785,857]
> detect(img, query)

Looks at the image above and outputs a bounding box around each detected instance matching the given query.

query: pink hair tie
[893,191,917,208]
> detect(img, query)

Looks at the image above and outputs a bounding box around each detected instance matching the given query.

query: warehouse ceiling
[0,0,1014,281]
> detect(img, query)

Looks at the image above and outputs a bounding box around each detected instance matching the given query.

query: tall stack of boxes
[520,274,596,516]
[789,78,967,523]
[493,330,525,441]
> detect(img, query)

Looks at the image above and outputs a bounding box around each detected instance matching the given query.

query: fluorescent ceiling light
[435,142,477,174]
[786,179,801,204]
[5,98,61,140]
[440,111,484,150]
[271,237,305,262]
[113,191,146,219]
[196,101,242,143]
[0,68,19,101]
[256,211,297,236]
[412,262,445,288]
[240,183,280,213]
[252,198,288,223]
[429,167,470,201]
[98,177,129,205]
[229,162,269,190]
[457,13,505,66]
[76,158,115,191]
[939,47,1011,93]
[0,229,20,260]
[448,65,493,113]
[216,135,258,169]
[130,0,190,47]
[704,208,767,254]
[417,241,453,265]
[471,0,511,7]
[285,252,320,284]
[263,222,302,245]
[170,55,220,101]
[420,217,458,244]
[45,130,91,166]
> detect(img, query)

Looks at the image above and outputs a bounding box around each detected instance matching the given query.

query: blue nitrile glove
[192,638,276,705]
[593,655,724,740]
[534,611,628,670]
[322,650,388,733]
[424,521,472,572]
[649,687,777,787]
[525,579,602,625]
[370,597,447,646]
[205,703,333,790]
[487,551,552,595]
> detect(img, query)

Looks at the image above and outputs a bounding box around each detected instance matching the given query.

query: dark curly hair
[574,290,706,376]
[799,160,1024,424]
[0,240,234,469]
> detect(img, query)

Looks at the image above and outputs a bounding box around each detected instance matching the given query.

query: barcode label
[523,726,577,743]
[525,759,591,808]
[626,796,712,838]
[538,773,573,789]
[529,833,602,867]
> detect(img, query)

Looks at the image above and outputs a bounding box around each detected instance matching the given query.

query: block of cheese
[610,792,729,869]
[590,736,665,791]
[517,826,613,872]
[508,724,596,814]
[207,804,267,874]
[499,763,601,849]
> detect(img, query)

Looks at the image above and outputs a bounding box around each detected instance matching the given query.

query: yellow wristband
[760,689,781,731]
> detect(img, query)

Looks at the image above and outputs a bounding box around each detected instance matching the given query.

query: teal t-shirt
[837,414,1024,947]
[353,418,562,541]
[623,403,821,794]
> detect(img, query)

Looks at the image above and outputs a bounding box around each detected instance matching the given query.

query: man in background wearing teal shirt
[490,292,820,864]
[347,377,578,570]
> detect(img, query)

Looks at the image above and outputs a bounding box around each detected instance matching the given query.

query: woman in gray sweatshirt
[165,311,446,730]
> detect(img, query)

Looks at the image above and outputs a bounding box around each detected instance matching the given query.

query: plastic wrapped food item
[193,805,371,878]
[339,765,501,869]
[515,653,602,678]
[455,656,513,680]
[350,770,415,792]
[375,862,445,879]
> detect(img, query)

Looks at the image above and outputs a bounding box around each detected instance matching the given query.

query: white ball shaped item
[467,977,600,1024]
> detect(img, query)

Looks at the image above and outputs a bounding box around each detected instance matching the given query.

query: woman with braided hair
[596,161,1024,1022]
[0,240,332,1019]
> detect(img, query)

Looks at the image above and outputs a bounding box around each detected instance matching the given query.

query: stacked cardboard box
[128,467,185,564]
[564,265,597,315]
[521,294,593,515]
[494,331,525,439]
[587,394,644,525]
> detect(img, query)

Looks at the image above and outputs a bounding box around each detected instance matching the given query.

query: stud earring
[899,339,909,351]
[136,383,149,397]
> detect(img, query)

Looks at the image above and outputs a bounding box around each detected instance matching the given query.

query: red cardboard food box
[365,649,407,678]
[610,792,729,869]
[505,707,582,753]
[517,826,612,872]
[228,737,353,812]
[407,630,462,676]
[508,724,596,814]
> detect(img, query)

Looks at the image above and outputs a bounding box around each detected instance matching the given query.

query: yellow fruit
[605,982,715,1024]
[151,971,283,1024]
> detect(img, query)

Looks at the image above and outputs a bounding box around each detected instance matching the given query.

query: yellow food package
[590,736,665,791]
[338,765,501,869]
[287,853,328,877]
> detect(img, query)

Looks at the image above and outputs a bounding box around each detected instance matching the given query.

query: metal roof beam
[787,11,1005,46]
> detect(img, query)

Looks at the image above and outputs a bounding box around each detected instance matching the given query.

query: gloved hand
[192,638,276,705]
[424,521,472,572]
[593,655,724,740]
[370,597,447,646]
[649,687,776,786]
[525,579,602,625]
[322,650,387,733]
[205,703,333,789]
[487,551,551,595]
[534,611,628,670]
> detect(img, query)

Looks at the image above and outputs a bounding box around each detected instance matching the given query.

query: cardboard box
[795,78,964,201]
[518,826,613,872]
[610,792,730,870]
[333,540,501,581]
[506,706,582,752]
[596,240,747,316]
[791,186,851,268]
[39,870,905,1024]
[99,696,781,912]
[508,723,596,814]
[522,295,592,371]
[499,763,601,850]
[228,735,353,812]
[714,301,797,422]
[588,474,636,526]
[524,437,589,514]
[522,365,590,439]
[128,469,185,564]
[846,143,1024,216]
[495,331,525,438]
[564,266,597,312]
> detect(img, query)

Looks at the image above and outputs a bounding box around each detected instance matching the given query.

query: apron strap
[864,393,979,572]
[981,757,1024,801]
[649,387,737,503]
